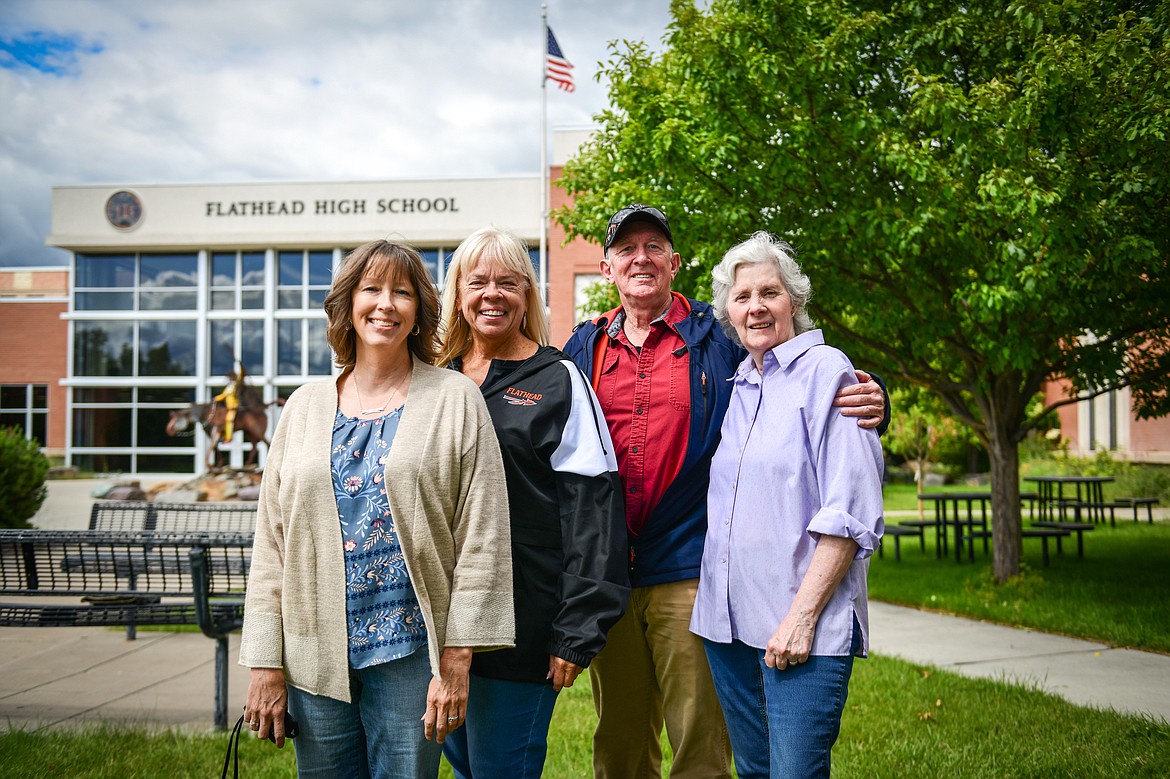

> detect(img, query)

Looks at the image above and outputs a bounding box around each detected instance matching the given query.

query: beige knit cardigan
[238,358,514,703]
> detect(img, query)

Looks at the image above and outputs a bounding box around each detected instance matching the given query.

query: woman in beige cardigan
[240,240,513,778]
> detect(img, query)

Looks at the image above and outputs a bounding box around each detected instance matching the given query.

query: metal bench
[1021,527,1069,566]
[0,529,252,729]
[89,500,258,533]
[1031,521,1094,558]
[959,526,1072,566]
[1114,497,1159,523]
[1052,498,1117,526]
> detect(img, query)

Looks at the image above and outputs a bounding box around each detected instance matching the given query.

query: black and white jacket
[453,345,629,682]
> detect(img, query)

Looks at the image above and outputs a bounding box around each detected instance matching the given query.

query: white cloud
[0,0,672,265]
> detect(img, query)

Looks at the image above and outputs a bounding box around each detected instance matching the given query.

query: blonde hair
[437,227,550,365]
[323,240,440,367]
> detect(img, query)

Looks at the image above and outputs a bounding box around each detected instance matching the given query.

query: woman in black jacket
[436,227,629,779]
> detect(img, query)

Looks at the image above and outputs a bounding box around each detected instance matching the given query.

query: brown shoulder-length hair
[323,239,440,368]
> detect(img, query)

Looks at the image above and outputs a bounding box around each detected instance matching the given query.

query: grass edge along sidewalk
[0,657,1167,779]
[873,511,1170,654]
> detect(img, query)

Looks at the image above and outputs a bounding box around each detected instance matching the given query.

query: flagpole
[539,3,549,309]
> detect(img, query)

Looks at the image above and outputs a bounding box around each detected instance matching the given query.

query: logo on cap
[605,222,620,247]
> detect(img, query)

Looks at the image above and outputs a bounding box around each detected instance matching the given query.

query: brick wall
[0,301,69,452]
[548,167,607,347]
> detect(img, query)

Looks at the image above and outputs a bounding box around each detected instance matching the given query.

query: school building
[1,129,1166,473]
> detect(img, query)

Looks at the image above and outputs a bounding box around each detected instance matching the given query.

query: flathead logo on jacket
[503,387,543,406]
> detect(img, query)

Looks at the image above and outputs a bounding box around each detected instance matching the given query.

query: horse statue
[166,393,284,470]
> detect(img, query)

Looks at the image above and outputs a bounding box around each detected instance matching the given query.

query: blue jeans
[703,621,860,779]
[442,673,560,779]
[285,648,441,778]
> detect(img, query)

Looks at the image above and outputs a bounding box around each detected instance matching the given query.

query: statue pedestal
[149,469,264,503]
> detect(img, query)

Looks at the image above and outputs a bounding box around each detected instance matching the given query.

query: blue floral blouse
[332,406,427,668]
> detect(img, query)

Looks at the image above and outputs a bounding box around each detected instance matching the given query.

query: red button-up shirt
[593,293,691,538]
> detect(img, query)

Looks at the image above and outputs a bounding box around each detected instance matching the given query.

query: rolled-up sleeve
[806,365,885,559]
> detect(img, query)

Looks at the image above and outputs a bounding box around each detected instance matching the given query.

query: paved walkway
[1,480,1165,733]
[868,602,1170,721]
[0,627,248,733]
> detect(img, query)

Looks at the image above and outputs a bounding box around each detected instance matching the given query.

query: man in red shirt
[565,204,887,779]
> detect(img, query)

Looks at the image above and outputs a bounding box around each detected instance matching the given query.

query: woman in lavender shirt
[690,231,885,778]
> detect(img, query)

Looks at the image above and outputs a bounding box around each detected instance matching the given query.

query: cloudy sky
[0,0,674,267]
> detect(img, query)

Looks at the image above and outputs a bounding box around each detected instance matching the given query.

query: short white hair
[711,231,814,345]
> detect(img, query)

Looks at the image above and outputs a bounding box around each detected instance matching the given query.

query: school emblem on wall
[105,190,143,230]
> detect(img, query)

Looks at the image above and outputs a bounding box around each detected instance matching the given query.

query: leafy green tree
[555,0,1170,581]
[884,386,976,509]
[0,427,49,529]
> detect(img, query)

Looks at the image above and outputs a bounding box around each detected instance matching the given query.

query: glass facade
[67,249,337,473]
[65,241,478,474]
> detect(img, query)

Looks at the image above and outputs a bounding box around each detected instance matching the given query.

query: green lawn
[3,661,1167,778]
[874,503,1170,652]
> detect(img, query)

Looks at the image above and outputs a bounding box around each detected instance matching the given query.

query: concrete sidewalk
[0,627,249,733]
[868,602,1170,722]
[29,477,179,531]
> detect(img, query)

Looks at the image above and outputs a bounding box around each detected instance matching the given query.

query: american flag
[545,27,575,92]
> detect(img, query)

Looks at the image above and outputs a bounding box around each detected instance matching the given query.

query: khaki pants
[590,578,732,779]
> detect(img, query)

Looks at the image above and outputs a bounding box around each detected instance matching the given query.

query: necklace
[353,368,409,416]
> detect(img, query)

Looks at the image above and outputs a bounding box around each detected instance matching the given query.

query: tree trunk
[914,460,925,519]
[987,425,1021,583]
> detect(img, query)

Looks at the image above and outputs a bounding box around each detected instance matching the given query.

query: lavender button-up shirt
[690,330,884,657]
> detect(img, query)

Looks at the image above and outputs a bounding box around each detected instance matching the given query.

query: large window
[277,318,331,376]
[75,253,198,311]
[210,251,266,310]
[72,387,197,474]
[278,250,332,310]
[74,321,134,377]
[74,320,196,377]
[419,250,442,286]
[209,319,265,378]
[68,246,345,473]
[140,321,197,376]
[0,384,48,446]
[140,254,198,310]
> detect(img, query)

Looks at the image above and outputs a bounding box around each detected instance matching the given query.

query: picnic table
[1024,475,1114,524]
[914,491,992,563]
[914,489,1090,566]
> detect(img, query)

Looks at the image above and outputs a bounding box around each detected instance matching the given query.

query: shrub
[1111,460,1170,504]
[1021,450,1170,504]
[0,427,49,529]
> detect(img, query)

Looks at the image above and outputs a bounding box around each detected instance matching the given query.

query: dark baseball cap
[603,204,673,250]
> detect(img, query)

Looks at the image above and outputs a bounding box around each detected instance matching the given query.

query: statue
[166,364,283,470]
[212,369,244,440]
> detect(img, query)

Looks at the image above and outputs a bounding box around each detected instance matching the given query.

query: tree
[555,0,1170,582]
[884,386,980,516]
